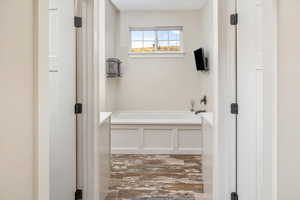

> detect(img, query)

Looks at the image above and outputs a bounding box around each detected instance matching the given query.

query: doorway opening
[98,0,217,199]
[42,2,274,197]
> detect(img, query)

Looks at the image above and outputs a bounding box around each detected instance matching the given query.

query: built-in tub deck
[111,111,203,125]
[111,111,207,155]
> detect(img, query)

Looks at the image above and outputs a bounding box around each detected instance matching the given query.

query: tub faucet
[195,96,207,115]
[195,110,206,115]
[200,96,207,105]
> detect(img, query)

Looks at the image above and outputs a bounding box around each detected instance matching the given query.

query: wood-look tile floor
[105,154,204,200]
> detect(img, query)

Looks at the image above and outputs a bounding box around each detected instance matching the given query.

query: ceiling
[111,0,208,11]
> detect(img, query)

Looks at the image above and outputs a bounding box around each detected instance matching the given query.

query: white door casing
[49,0,77,199]
[34,0,278,199]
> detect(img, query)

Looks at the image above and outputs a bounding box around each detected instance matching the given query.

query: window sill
[128,52,185,58]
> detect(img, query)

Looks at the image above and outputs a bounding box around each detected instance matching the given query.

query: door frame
[262,0,278,200]
[216,0,278,200]
[33,0,50,199]
[33,0,99,200]
[216,0,237,199]
[33,0,278,200]
[78,0,101,199]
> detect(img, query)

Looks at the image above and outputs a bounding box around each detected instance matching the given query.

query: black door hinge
[230,13,238,25]
[75,189,83,200]
[74,16,82,28]
[75,103,82,114]
[231,192,238,200]
[231,103,239,114]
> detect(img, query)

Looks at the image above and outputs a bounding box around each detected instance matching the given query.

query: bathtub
[111,111,204,154]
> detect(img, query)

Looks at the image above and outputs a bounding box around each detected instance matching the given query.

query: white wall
[278,1,300,199]
[0,1,34,199]
[115,5,213,111]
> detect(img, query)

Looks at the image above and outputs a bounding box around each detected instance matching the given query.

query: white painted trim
[100,112,113,124]
[80,0,102,199]
[211,0,219,200]
[272,1,278,199]
[34,0,50,199]
[272,2,278,197]
[256,66,265,70]
[78,0,98,200]
[215,0,236,199]
[128,51,185,58]
[256,68,264,200]
[262,0,278,199]
[112,149,203,155]
[216,0,278,199]
[111,125,203,155]
[34,0,98,200]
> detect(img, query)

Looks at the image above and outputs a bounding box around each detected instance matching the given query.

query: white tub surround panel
[200,112,213,126]
[111,124,202,154]
[95,112,112,200]
[100,112,113,124]
[202,115,214,200]
[111,112,204,154]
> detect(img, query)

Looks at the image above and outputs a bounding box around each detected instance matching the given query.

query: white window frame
[128,26,185,58]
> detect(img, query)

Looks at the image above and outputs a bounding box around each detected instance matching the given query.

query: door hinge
[75,103,82,114]
[230,13,238,25]
[231,103,239,114]
[231,192,238,200]
[75,189,83,200]
[74,16,82,28]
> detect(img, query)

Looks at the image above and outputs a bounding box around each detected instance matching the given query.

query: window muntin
[130,27,183,54]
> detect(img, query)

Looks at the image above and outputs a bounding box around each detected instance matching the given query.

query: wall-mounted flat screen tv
[194,48,208,71]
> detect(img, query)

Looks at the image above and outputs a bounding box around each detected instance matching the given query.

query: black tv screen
[194,48,207,71]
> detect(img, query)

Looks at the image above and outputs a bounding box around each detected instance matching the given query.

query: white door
[237,0,263,199]
[49,0,77,199]
[218,0,263,199]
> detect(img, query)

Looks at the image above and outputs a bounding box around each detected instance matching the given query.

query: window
[129,26,184,56]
